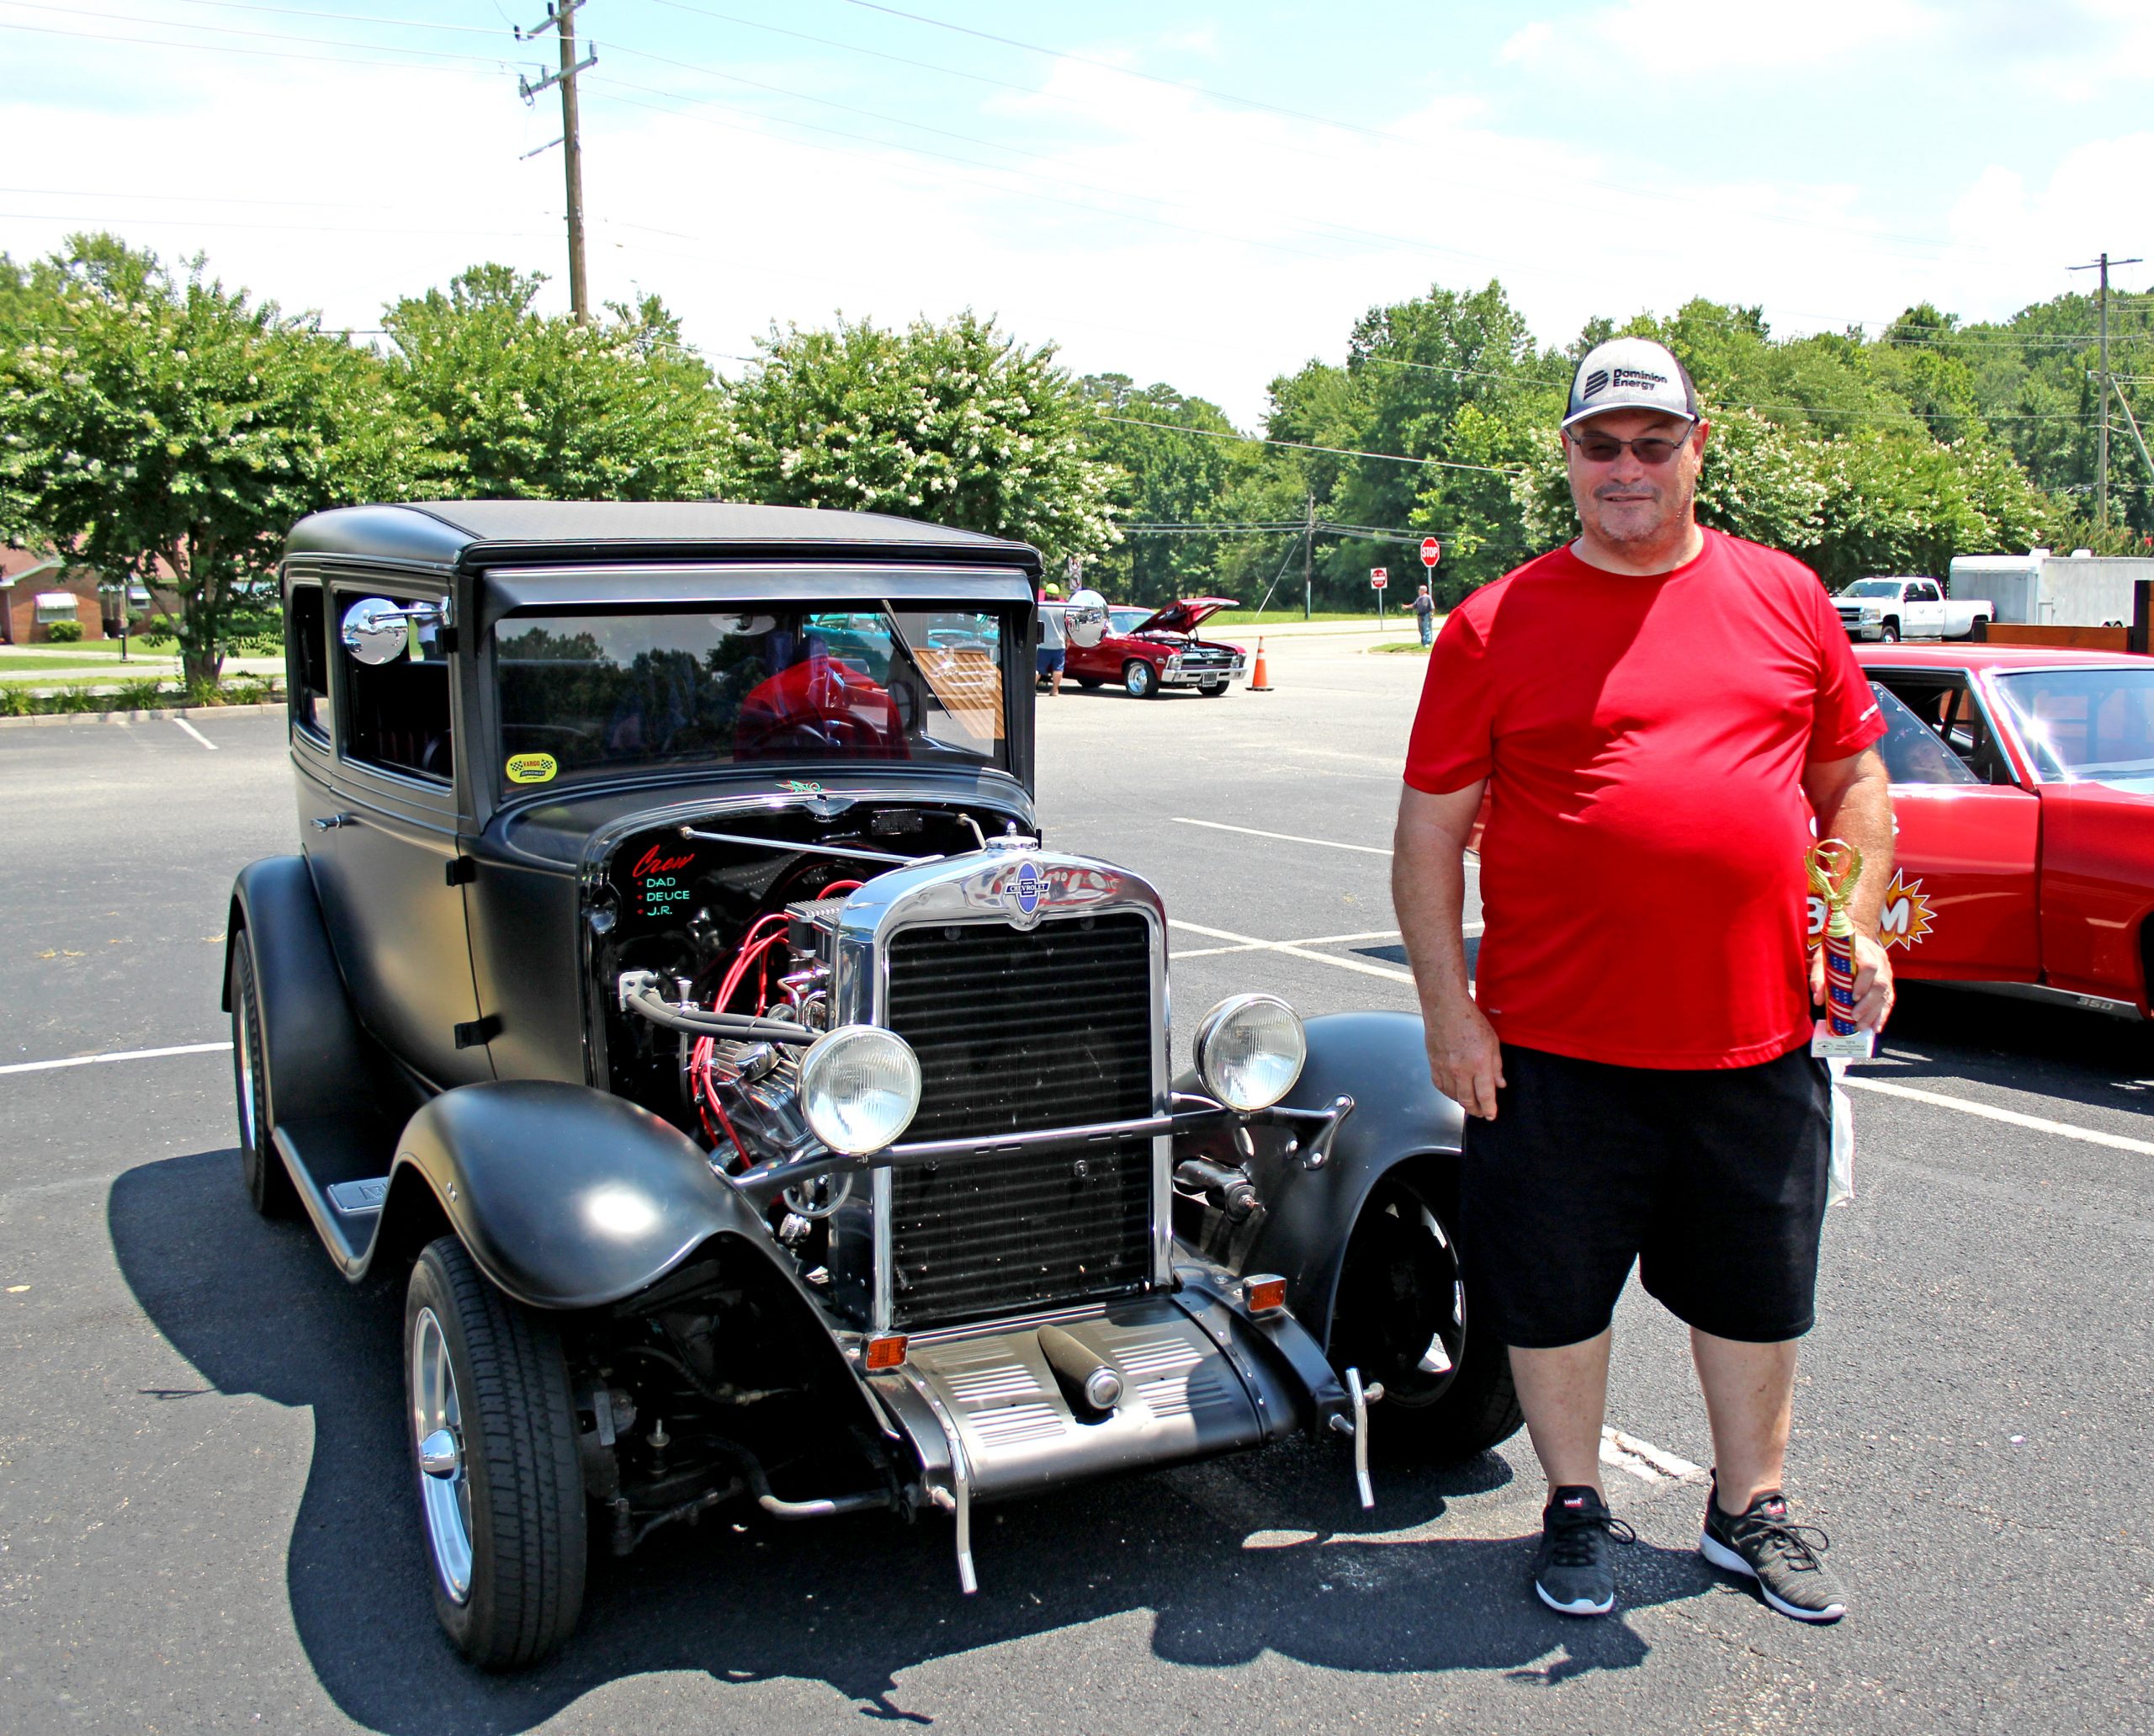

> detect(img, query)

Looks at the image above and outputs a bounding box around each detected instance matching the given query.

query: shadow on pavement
[110,1147,1712,1733]
[1881,982,2154,1119]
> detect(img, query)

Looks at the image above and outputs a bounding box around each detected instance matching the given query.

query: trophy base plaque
[1811,1020,1874,1061]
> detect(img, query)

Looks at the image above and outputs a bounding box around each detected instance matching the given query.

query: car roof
[1854,643,2148,672]
[284,500,1042,575]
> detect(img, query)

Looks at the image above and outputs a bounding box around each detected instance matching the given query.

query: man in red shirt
[1393,337,1892,1625]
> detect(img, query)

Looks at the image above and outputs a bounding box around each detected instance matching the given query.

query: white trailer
[1948,549,2154,627]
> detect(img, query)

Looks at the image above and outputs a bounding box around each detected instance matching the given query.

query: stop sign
[1420,537,1441,567]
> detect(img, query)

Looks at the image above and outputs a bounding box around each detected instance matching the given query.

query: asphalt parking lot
[3,631,2151,1734]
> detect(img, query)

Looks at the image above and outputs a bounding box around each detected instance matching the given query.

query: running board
[271,1113,396,1277]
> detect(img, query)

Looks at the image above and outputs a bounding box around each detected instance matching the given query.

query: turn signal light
[863,1335,909,1372]
[1242,1275,1287,1315]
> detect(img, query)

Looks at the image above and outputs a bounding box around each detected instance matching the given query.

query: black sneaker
[1532,1485,1636,1617]
[1700,1482,1848,1623]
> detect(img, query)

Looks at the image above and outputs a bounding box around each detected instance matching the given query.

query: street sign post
[1420,537,1441,568]
[1371,567,1387,629]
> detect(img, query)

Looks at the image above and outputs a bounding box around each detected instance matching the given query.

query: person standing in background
[1413,583,1435,647]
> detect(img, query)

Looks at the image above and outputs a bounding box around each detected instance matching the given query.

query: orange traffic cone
[1249,638,1273,692]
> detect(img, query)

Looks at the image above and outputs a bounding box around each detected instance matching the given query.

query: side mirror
[341,597,443,666]
[1063,588,1108,650]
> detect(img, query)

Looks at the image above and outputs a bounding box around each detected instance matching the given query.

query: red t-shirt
[1403,529,1885,1070]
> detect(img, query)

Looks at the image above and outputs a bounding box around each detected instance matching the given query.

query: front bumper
[1159,657,1246,687]
[1838,618,1886,640]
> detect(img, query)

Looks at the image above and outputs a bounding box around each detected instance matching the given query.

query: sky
[3,0,2150,426]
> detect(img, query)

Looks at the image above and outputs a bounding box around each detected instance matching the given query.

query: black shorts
[1461,1043,1831,1349]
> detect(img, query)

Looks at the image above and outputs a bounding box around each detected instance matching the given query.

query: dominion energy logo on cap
[1563,337,1700,429]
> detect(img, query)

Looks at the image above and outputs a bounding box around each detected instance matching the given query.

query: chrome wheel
[411,1304,475,1605]
[235,987,260,1154]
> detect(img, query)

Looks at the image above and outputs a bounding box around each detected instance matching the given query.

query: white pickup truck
[1833,576,1994,643]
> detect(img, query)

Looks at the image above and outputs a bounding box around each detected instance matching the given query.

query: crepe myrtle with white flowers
[225,497,1523,1670]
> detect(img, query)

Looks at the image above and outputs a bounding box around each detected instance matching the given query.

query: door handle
[312,813,353,831]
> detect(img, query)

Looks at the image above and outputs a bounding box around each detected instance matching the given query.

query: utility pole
[2071,252,2143,528]
[519,2,597,322]
[1302,492,1315,621]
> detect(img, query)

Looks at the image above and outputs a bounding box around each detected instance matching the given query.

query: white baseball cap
[1562,337,1700,430]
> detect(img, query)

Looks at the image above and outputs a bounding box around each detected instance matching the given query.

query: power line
[1096,414,1521,476]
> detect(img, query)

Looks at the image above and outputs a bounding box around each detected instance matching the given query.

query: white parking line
[172,718,218,751]
[1168,920,1415,984]
[1600,1427,1708,1485]
[0,1041,233,1078]
[1169,925,1481,963]
[1843,1075,2154,1156]
[1172,817,1393,857]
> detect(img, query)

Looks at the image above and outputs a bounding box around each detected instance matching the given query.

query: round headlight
[798,1026,922,1155]
[1193,994,1307,1112]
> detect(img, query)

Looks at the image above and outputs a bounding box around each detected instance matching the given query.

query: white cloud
[1,13,2146,434]
[1504,0,1939,73]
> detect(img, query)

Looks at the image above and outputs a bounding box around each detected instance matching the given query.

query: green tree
[0,234,388,684]
[1078,374,1252,603]
[382,263,721,502]
[723,312,1116,566]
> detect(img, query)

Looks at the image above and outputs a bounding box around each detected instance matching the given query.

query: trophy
[1807,838,1873,1060]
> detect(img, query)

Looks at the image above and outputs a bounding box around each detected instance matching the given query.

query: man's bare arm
[1801,746,1896,1030]
[1393,781,1504,1118]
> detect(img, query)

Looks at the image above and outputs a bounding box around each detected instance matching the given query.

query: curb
[0,700,286,730]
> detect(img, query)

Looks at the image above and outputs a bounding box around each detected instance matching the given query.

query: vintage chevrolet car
[1850,644,2154,1017]
[225,501,1520,1669]
[1057,596,1248,697]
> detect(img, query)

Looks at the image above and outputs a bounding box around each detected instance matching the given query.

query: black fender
[1175,1011,1464,1356]
[380,1080,790,1313]
[223,856,376,1131]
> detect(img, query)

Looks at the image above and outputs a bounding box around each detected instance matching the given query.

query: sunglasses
[1566,427,1694,465]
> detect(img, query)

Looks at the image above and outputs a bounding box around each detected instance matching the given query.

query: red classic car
[1852,645,2154,1017]
[1060,597,1249,698]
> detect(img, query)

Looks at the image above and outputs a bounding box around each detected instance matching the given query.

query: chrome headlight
[1860,606,1881,620]
[798,1026,922,1155]
[1193,994,1307,1112]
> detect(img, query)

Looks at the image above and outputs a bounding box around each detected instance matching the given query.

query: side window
[1869,682,1976,785]
[1916,582,1942,604]
[288,584,333,741]
[338,591,453,784]
[1870,672,2014,784]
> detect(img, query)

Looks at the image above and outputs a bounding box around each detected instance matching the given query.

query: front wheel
[1327,1165,1521,1463]
[1199,682,1228,698]
[406,1238,587,1670]
[1124,660,1159,699]
[228,935,297,1218]
[1878,621,1900,644]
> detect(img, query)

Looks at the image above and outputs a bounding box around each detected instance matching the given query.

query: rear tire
[1124,660,1159,699]
[1328,1164,1521,1463]
[228,936,297,1219]
[1075,676,1103,690]
[406,1237,587,1670]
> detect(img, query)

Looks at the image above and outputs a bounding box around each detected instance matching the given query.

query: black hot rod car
[225,501,1520,1668]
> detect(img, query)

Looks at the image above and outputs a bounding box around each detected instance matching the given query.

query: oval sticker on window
[505,751,558,785]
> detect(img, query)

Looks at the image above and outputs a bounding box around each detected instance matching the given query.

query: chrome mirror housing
[341,597,442,666]
[1062,588,1109,649]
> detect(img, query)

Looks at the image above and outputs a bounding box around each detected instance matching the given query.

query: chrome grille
[882,912,1154,1329]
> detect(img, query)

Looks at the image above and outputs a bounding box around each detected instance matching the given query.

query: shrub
[45,620,83,643]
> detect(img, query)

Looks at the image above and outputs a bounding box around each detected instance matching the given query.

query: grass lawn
[1371,640,1435,655]
[3,638,179,657]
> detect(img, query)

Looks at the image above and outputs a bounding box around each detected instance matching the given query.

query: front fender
[1177,1011,1465,1354]
[386,1080,774,1311]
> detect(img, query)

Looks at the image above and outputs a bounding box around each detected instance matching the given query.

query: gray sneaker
[1532,1485,1636,1617]
[1700,1482,1848,1623]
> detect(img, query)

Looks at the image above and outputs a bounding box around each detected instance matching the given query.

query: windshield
[1841,580,1904,598]
[493,604,1012,791]
[1993,667,2154,792]
[1109,608,1149,634]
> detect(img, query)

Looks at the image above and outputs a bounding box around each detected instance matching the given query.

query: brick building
[1,548,169,644]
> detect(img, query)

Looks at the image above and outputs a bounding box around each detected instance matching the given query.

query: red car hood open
[1131,597,1239,636]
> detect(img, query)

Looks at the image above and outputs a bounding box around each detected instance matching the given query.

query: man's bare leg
[1510,1330,1612,1496]
[1690,1329,1796,1510]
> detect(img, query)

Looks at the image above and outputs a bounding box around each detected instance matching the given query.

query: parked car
[1847,644,2154,1016]
[1833,576,1993,643]
[1054,596,1248,698]
[226,502,1520,1669]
